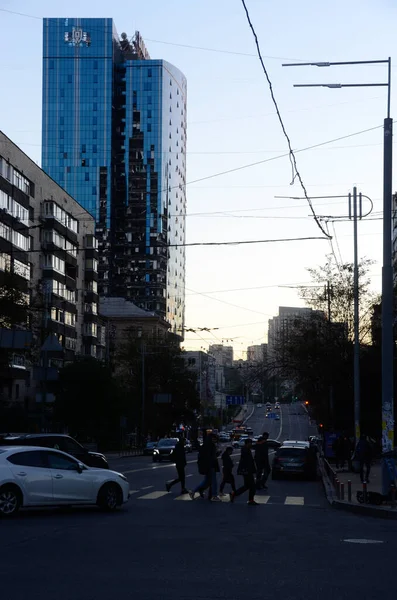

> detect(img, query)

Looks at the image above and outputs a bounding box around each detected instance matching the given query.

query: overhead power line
[240,0,331,240]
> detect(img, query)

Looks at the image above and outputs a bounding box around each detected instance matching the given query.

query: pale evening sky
[0,0,395,359]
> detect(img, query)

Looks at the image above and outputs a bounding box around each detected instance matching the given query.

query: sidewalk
[319,457,397,519]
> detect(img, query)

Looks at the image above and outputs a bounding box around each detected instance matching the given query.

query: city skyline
[0,1,392,359]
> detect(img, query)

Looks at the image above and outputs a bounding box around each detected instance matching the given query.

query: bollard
[347,480,352,502]
[335,479,340,499]
[363,481,368,503]
[340,482,345,501]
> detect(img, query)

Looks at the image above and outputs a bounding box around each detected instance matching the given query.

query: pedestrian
[219,446,236,495]
[355,434,373,483]
[166,438,188,495]
[190,433,221,501]
[230,438,258,505]
[254,432,270,490]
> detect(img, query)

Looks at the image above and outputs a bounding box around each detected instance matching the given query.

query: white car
[0,446,130,517]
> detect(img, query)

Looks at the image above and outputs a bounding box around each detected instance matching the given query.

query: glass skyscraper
[42,18,186,335]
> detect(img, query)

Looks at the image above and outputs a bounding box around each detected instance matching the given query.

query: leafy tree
[0,270,28,328]
[299,255,377,342]
[117,334,200,437]
[55,357,128,449]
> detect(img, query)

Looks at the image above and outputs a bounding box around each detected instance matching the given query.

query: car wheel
[97,483,122,512]
[0,484,22,518]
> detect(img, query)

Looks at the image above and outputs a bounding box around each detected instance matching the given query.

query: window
[12,231,29,251]
[93,145,97,153]
[46,451,79,471]
[148,68,152,77]
[7,451,46,468]
[85,173,90,181]
[13,259,30,280]
[147,110,152,118]
[147,124,151,132]
[0,253,11,271]
[43,254,65,274]
[85,258,98,272]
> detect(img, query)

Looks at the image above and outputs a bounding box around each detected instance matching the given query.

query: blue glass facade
[42,20,186,335]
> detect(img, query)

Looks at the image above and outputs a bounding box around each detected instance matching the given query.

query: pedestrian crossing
[130,490,310,506]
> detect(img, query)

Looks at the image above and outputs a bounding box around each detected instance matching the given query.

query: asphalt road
[2,403,397,600]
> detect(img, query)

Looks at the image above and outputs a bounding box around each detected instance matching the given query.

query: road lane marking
[141,485,154,490]
[128,490,140,495]
[284,496,304,505]
[138,491,169,500]
[255,495,270,504]
[175,494,193,501]
[343,539,384,544]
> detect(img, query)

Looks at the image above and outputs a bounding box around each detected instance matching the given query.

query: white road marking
[343,539,384,544]
[186,474,193,478]
[284,496,304,506]
[141,485,154,490]
[255,495,270,504]
[138,491,169,500]
[175,494,193,501]
[128,490,140,495]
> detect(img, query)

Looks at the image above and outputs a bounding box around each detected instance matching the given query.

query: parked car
[0,434,109,469]
[152,438,179,462]
[267,439,282,450]
[143,441,158,456]
[0,446,130,517]
[272,443,317,480]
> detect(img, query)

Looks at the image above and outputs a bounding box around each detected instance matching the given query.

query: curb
[332,499,397,520]
[318,456,397,519]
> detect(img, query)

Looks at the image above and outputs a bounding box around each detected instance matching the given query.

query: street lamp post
[283,59,394,464]
[137,328,146,442]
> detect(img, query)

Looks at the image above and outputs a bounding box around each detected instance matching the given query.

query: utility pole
[141,339,145,440]
[282,58,394,487]
[325,281,334,425]
[349,187,363,444]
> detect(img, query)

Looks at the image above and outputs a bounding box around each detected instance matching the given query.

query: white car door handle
[53,474,63,479]
[17,472,27,477]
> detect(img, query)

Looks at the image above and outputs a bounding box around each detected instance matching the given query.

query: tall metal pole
[141,340,145,440]
[382,110,394,454]
[352,187,361,445]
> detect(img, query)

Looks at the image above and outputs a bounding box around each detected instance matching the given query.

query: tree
[299,255,377,342]
[0,269,28,328]
[55,357,128,449]
[117,334,200,437]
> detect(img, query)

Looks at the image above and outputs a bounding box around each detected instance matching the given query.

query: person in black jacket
[166,438,188,494]
[190,434,221,501]
[231,438,258,505]
[255,432,271,490]
[220,446,236,495]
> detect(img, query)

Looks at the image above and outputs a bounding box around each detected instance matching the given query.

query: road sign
[226,395,246,406]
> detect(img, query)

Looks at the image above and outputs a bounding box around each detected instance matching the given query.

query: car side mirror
[76,462,84,473]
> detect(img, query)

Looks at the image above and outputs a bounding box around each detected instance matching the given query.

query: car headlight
[118,474,128,482]
[153,449,159,454]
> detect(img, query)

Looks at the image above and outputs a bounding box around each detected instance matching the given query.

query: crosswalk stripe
[138,491,169,500]
[128,490,140,495]
[284,496,304,505]
[141,485,154,490]
[255,495,270,504]
[175,494,193,501]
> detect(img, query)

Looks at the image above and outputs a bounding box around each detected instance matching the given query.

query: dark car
[0,434,109,469]
[143,441,158,456]
[272,444,317,480]
[152,438,179,462]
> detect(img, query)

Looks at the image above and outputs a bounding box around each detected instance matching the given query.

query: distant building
[42,19,187,336]
[208,344,234,367]
[185,351,216,407]
[247,343,267,363]
[268,306,325,358]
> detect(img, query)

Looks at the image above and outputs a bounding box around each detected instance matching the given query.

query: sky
[0,0,396,359]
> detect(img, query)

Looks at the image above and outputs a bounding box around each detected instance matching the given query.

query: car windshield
[158,439,178,447]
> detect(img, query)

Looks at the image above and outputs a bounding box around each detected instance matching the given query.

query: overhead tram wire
[240,0,332,240]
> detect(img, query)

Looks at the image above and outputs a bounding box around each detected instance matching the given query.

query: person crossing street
[230,438,258,505]
[166,437,188,495]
